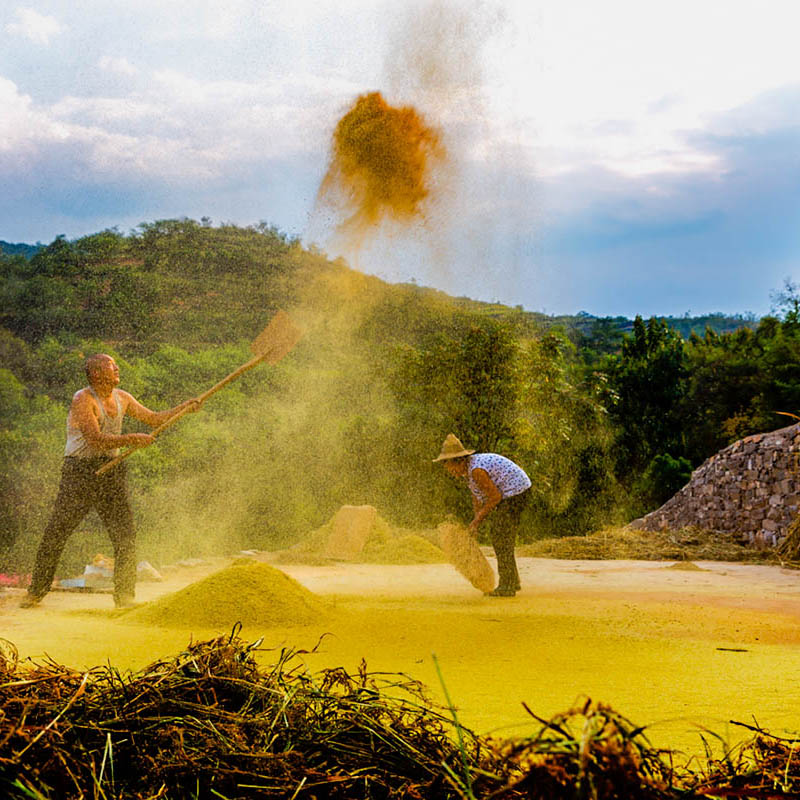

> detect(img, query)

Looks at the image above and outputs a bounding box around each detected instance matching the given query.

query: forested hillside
[0,240,41,259]
[2,219,798,574]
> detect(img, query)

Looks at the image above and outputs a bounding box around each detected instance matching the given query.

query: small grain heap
[275,505,447,566]
[125,561,329,629]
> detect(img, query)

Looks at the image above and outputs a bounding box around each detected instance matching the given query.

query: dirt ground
[3,554,800,759]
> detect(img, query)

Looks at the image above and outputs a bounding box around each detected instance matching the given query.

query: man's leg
[25,460,93,604]
[96,464,137,607]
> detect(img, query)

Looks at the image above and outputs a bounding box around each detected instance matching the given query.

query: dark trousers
[28,457,136,604]
[487,490,529,591]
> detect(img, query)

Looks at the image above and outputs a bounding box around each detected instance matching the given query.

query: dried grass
[518,526,778,564]
[777,514,800,564]
[4,633,797,798]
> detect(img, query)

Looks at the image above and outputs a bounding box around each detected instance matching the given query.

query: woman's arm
[468,468,503,534]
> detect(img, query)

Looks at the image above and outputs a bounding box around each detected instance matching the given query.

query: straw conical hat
[433,434,475,462]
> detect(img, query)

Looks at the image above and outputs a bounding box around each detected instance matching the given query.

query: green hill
[0,224,755,349]
[0,240,41,259]
[1,219,623,571]
[0,218,793,578]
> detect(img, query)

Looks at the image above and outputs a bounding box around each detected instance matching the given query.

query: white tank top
[64,388,123,458]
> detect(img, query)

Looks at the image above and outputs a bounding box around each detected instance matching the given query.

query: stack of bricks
[629,423,800,547]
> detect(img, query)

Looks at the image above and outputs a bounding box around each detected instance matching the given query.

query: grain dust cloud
[307,0,534,304]
[315,91,444,239]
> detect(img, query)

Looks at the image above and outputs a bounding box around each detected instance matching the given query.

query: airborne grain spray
[316,91,444,240]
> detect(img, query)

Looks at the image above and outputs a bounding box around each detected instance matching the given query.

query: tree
[770,277,800,324]
[606,316,689,476]
[388,317,519,453]
[682,313,800,462]
[516,330,620,533]
[578,316,626,366]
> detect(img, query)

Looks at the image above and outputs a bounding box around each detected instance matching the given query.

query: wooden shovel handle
[195,354,263,405]
[95,310,302,477]
[94,405,193,476]
[95,443,146,475]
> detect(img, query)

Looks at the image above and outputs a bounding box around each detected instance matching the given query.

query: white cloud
[97,55,138,77]
[5,7,62,45]
[0,76,70,154]
[483,0,800,182]
[0,59,356,187]
[51,95,160,125]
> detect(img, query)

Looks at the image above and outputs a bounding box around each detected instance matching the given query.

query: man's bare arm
[121,392,200,428]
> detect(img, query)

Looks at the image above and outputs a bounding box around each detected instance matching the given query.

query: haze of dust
[306,0,537,306]
[134,262,427,565]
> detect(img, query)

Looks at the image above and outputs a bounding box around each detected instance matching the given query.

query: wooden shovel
[96,310,303,475]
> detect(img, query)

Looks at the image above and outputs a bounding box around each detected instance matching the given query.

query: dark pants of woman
[28,457,136,606]
[487,490,529,592]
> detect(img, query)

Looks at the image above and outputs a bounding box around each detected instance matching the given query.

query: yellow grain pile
[362,533,447,565]
[125,562,329,629]
[324,505,378,560]
[274,505,446,565]
[437,522,495,593]
[273,525,333,565]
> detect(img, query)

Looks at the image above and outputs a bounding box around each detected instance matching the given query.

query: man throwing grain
[434,434,531,597]
[21,354,200,609]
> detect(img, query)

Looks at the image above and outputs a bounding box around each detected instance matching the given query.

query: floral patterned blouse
[467,453,531,502]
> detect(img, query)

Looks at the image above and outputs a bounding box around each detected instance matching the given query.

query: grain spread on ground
[5,558,800,760]
[124,561,329,629]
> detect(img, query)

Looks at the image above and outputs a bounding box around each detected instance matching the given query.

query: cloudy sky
[2,0,799,318]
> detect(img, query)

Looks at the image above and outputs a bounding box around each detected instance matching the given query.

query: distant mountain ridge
[0,240,41,258]
[0,233,756,339]
[560,310,757,339]
[458,298,756,340]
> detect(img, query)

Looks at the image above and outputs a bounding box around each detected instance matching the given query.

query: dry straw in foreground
[1,632,799,798]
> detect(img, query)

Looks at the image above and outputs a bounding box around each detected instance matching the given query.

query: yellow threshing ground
[4,550,800,759]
